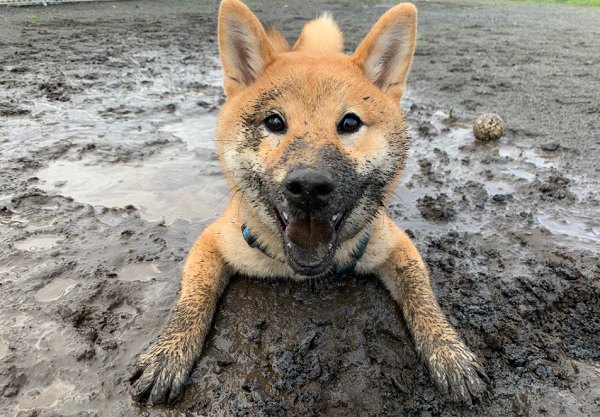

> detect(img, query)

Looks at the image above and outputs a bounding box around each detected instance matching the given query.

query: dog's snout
[283,168,335,210]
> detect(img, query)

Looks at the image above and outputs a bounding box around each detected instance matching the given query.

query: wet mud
[1,1,599,416]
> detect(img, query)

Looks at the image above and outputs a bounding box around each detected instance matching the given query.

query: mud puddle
[21,78,600,257]
[538,208,600,252]
[17,380,76,411]
[512,360,600,416]
[36,278,78,302]
[0,339,8,360]
[117,262,165,282]
[400,105,600,252]
[14,233,62,252]
[36,112,227,225]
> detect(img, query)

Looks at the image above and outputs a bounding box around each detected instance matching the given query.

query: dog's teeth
[282,212,289,222]
[332,214,339,222]
[328,244,333,250]
[287,243,292,248]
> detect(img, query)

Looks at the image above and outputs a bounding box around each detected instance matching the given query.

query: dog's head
[216,0,416,276]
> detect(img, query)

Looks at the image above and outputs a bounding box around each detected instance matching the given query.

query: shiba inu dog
[130,0,488,405]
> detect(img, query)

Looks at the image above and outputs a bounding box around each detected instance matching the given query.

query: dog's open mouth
[274,208,346,276]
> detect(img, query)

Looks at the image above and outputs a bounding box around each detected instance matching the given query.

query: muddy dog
[130,0,488,405]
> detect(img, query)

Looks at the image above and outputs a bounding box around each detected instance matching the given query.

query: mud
[1,1,599,416]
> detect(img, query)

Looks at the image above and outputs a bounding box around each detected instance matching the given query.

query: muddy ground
[1,0,599,416]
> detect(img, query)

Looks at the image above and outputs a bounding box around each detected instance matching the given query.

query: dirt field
[1,1,599,416]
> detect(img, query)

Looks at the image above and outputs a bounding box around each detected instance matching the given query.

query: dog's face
[216,0,417,276]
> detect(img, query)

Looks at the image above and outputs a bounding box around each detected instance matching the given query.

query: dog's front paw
[129,341,195,405]
[424,341,489,403]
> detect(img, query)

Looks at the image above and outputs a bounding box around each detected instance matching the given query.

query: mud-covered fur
[130,0,488,405]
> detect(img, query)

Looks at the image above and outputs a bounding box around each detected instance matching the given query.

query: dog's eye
[264,114,287,133]
[337,113,362,134]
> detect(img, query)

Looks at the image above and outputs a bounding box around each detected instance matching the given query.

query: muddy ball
[473,113,505,141]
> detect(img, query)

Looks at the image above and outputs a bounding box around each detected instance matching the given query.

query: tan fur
[218,0,275,96]
[130,0,488,405]
[293,13,344,54]
[266,26,290,53]
[353,3,417,101]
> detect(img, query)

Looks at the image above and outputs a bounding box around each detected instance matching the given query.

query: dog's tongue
[284,217,335,269]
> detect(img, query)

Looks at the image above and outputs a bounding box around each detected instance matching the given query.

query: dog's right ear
[218,0,275,97]
[352,3,417,102]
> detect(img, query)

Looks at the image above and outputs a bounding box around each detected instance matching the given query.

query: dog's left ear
[352,3,417,102]
[218,0,275,97]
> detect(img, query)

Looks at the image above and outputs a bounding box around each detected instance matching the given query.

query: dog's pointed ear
[352,3,417,101]
[218,0,275,96]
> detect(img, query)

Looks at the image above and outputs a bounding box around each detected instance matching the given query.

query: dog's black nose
[283,168,335,211]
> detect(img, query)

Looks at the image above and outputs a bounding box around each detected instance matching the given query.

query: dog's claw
[425,342,490,404]
[129,343,193,405]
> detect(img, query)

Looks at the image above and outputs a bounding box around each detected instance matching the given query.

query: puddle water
[0,339,8,360]
[37,112,229,225]
[111,302,137,315]
[162,113,218,148]
[5,312,29,329]
[34,322,63,352]
[517,360,600,417]
[499,146,558,169]
[14,234,61,252]
[404,124,529,194]
[538,208,600,251]
[401,112,600,252]
[36,102,598,255]
[96,209,129,227]
[19,380,75,410]
[503,167,536,181]
[400,123,524,212]
[117,262,162,282]
[36,279,78,302]
[572,360,600,397]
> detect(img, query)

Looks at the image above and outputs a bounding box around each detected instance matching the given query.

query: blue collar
[241,224,371,276]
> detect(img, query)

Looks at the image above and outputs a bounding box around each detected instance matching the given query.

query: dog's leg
[377,221,488,403]
[129,225,229,405]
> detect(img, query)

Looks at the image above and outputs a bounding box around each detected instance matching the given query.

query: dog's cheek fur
[341,124,409,235]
